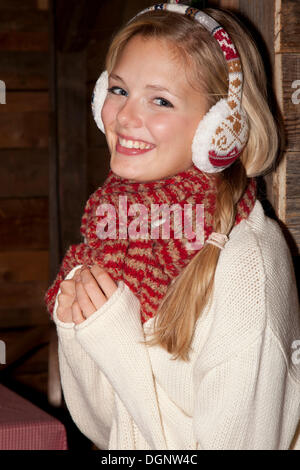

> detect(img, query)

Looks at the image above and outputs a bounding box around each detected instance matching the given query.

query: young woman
[46,3,300,450]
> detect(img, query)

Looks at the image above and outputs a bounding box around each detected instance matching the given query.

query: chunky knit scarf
[45,164,256,323]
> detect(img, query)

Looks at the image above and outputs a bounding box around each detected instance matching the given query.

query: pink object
[0,384,68,450]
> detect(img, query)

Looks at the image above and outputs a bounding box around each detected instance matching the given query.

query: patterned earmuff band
[91,3,249,173]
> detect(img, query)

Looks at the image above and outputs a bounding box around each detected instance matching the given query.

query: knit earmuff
[91,3,249,174]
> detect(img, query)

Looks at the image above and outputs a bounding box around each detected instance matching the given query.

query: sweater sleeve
[74,280,168,450]
[53,266,116,450]
[193,330,300,450]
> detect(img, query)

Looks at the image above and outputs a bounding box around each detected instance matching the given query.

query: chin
[110,155,144,181]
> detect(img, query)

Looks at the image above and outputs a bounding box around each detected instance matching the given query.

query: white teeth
[119,137,151,150]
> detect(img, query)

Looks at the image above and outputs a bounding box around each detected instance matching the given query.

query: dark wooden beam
[55,0,106,52]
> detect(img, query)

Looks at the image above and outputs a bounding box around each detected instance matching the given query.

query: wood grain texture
[239,0,275,68]
[0,111,48,148]
[0,251,48,282]
[87,36,115,81]
[0,198,48,251]
[87,147,111,195]
[0,149,48,198]
[0,52,49,89]
[282,54,300,152]
[213,0,239,9]
[0,32,49,51]
[286,152,300,255]
[0,9,48,32]
[0,327,49,376]
[286,152,300,200]
[276,0,300,53]
[0,307,49,328]
[0,91,49,112]
[0,0,40,9]
[56,51,87,253]
[0,280,48,309]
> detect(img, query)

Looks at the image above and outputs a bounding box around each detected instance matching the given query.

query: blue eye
[107,86,127,96]
[153,97,173,108]
[107,86,173,108]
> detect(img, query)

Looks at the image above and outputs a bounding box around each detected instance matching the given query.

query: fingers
[57,265,118,324]
[56,304,73,323]
[60,279,76,296]
[79,268,107,311]
[75,276,97,318]
[71,301,86,325]
[57,280,76,323]
[90,264,118,298]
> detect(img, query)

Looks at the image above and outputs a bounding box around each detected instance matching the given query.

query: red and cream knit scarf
[45,164,256,323]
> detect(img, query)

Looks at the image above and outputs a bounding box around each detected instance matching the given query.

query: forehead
[117,34,183,65]
[113,35,197,93]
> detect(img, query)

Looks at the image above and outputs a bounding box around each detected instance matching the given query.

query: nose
[116,98,143,129]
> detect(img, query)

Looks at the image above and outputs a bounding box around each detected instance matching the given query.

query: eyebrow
[109,73,181,98]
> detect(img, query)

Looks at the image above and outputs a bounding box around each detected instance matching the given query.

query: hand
[56,274,77,323]
[72,265,118,325]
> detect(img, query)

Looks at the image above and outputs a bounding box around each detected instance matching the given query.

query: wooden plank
[48,324,61,406]
[282,54,300,152]
[0,149,48,198]
[87,36,115,81]
[275,0,300,53]
[285,197,300,257]
[286,198,300,226]
[88,0,126,39]
[0,307,50,328]
[0,0,42,10]
[87,147,111,195]
[56,51,87,253]
[87,102,108,148]
[0,32,49,51]
[48,0,60,283]
[0,280,49,309]
[214,0,239,9]
[239,0,275,68]
[37,0,49,11]
[0,91,49,113]
[55,0,105,53]
[0,251,48,282]
[0,198,48,251]
[286,152,300,200]
[0,327,49,372]
[0,52,49,89]
[0,9,48,32]
[0,111,48,148]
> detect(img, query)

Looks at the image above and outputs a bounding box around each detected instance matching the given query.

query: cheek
[101,99,118,126]
[147,114,187,142]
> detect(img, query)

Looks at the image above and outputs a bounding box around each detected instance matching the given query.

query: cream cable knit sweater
[53,200,300,450]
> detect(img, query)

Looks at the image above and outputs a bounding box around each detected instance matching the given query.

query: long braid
[145,160,253,361]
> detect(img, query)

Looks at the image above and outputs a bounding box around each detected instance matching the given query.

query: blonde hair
[104,8,280,361]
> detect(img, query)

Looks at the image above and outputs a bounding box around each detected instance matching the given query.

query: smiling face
[101,35,208,182]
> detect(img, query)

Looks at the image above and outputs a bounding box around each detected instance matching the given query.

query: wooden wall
[274,0,300,256]
[0,0,50,399]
